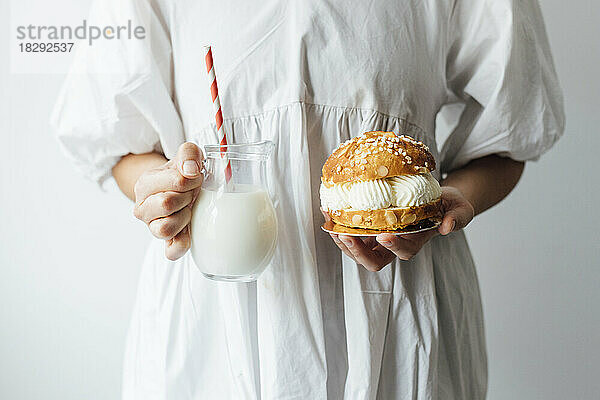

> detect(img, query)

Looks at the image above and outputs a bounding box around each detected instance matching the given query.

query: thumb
[438,214,456,236]
[174,142,203,178]
[438,203,473,235]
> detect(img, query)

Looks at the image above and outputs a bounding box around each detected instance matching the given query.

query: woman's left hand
[327,186,474,272]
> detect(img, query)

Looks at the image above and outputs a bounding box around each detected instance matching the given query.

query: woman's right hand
[133,143,204,260]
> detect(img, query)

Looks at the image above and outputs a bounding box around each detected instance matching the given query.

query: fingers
[174,142,204,178]
[165,225,191,261]
[337,235,395,271]
[133,142,203,202]
[376,231,436,260]
[329,233,355,259]
[131,142,204,262]
[149,207,192,240]
[438,216,456,235]
[438,186,475,235]
[376,234,417,260]
[329,231,433,270]
[329,227,438,268]
[134,168,203,201]
[360,236,378,249]
[134,191,194,223]
[438,202,474,235]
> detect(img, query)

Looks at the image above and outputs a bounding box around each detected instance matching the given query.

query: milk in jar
[190,184,278,280]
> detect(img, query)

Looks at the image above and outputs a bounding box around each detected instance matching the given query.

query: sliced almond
[385,211,397,225]
[401,213,417,225]
[352,215,363,225]
[377,165,389,177]
[417,166,428,174]
[337,146,350,157]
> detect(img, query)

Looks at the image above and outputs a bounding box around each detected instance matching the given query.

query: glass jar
[190,141,278,282]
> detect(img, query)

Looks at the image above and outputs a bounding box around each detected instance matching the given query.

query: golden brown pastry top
[321,131,436,187]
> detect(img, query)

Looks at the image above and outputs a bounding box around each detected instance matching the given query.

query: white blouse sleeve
[439,0,565,172]
[51,0,184,187]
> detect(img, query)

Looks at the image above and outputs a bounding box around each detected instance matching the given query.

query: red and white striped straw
[204,46,232,183]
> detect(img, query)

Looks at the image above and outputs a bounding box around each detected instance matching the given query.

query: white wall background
[1,1,598,399]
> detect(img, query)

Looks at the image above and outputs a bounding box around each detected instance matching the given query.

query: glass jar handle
[200,158,208,180]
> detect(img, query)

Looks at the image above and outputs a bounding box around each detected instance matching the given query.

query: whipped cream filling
[320,172,441,211]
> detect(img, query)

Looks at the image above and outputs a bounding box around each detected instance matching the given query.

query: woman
[52,0,564,398]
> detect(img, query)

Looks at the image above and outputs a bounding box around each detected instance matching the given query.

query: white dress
[52,0,564,398]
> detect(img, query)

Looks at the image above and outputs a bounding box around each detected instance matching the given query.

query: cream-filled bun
[321,131,442,230]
